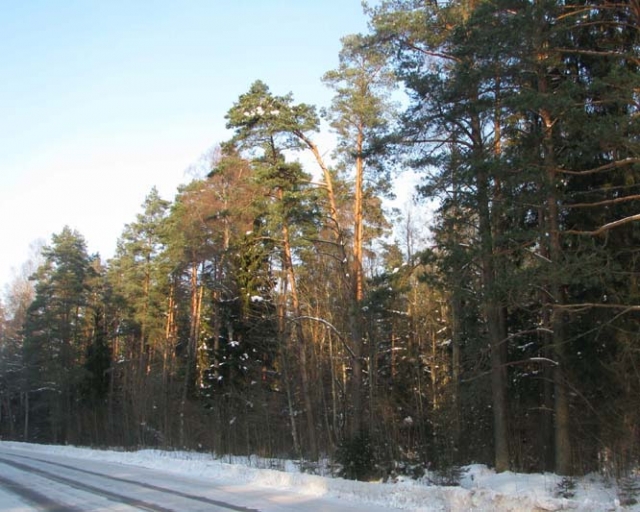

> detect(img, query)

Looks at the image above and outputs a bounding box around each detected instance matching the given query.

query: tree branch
[564,214,640,236]
[291,316,355,359]
[566,194,640,209]
[554,303,640,312]
[556,157,640,176]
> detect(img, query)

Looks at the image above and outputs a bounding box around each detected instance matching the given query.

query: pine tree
[369,0,640,474]
[368,0,516,471]
[506,0,640,474]
[322,33,397,438]
[22,227,96,443]
[107,189,172,446]
[226,82,324,458]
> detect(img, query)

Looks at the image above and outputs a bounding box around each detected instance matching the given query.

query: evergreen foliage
[0,0,638,480]
[336,431,378,481]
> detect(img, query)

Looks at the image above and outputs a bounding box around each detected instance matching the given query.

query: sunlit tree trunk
[279,188,318,459]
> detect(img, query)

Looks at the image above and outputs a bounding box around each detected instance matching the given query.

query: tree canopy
[1,0,639,480]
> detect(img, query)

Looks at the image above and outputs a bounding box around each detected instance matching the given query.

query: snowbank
[0,441,634,511]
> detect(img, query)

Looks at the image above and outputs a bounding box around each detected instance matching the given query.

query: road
[0,445,398,511]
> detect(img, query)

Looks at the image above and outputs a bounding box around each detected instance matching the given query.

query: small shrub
[335,432,377,481]
[555,476,576,499]
[431,465,463,486]
[408,463,426,480]
[618,475,640,506]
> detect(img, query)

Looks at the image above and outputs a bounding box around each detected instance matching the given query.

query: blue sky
[0,1,371,288]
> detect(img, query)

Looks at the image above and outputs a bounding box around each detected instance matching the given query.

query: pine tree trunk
[277,274,302,459]
[474,112,510,472]
[450,294,462,445]
[280,191,318,459]
[349,132,366,438]
[23,391,29,442]
[547,177,572,476]
[539,81,572,476]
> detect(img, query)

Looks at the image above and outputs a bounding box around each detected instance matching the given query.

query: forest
[0,0,639,480]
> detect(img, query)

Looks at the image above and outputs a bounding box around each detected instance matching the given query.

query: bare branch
[291,315,355,359]
[556,158,640,176]
[398,37,461,63]
[554,303,640,312]
[527,247,552,263]
[556,48,640,65]
[528,357,559,366]
[564,214,640,236]
[566,194,640,209]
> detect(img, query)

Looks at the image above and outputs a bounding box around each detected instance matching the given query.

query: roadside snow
[0,441,635,511]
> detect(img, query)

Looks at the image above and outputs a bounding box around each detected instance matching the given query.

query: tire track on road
[0,471,85,512]
[1,453,260,512]
[0,456,174,512]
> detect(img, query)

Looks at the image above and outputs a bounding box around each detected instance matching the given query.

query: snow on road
[0,441,634,511]
[0,483,31,512]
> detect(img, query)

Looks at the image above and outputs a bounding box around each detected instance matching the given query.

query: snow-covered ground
[0,441,637,511]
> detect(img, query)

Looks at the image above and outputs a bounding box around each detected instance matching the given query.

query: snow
[0,487,31,512]
[0,441,635,511]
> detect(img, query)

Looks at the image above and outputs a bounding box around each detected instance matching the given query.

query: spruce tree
[22,227,96,443]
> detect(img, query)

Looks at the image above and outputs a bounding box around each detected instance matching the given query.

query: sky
[0,1,372,289]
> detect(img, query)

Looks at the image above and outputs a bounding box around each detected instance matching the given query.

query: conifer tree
[322,33,397,438]
[369,0,640,474]
[22,227,96,442]
[368,0,516,471]
[107,189,172,445]
[226,82,324,458]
